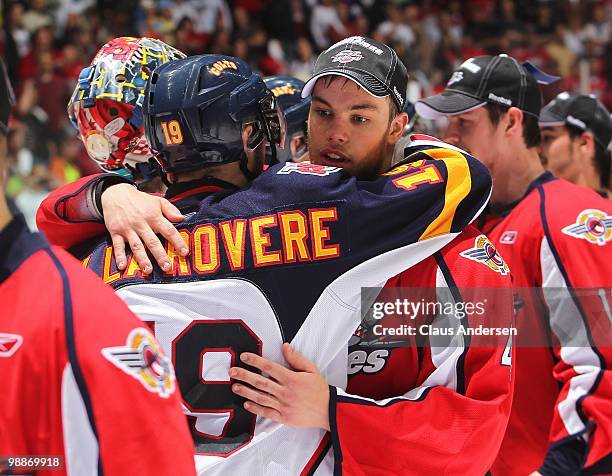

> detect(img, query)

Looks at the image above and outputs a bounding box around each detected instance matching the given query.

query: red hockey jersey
[0,215,196,476]
[486,173,612,475]
[331,224,515,475]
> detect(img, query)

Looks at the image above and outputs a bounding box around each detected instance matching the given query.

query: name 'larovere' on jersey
[36,139,494,474]
[485,172,612,475]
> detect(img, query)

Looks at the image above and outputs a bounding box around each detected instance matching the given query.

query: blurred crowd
[1,0,610,229]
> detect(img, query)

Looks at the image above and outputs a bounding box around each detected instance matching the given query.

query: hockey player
[0,60,196,476]
[539,92,611,198]
[228,36,515,475]
[417,54,612,475]
[264,75,310,163]
[36,53,493,474]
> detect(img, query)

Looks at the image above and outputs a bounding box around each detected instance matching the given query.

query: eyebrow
[312,95,380,111]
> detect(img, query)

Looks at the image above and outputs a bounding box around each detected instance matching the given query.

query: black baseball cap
[416,54,559,120]
[0,60,15,136]
[540,92,612,149]
[301,36,408,111]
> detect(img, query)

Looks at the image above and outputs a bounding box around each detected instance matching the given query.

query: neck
[580,161,602,192]
[493,146,544,207]
[0,195,13,233]
[173,162,249,188]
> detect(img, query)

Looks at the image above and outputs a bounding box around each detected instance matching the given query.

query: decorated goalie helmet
[68,37,186,180]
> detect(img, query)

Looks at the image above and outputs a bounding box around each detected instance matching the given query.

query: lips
[318,147,350,167]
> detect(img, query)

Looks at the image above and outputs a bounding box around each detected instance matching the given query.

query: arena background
[1,0,610,229]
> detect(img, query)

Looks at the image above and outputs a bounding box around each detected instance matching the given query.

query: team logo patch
[460,235,510,275]
[270,85,297,97]
[209,60,238,77]
[562,209,612,246]
[447,71,463,86]
[102,328,175,398]
[0,333,23,358]
[331,49,363,64]
[277,161,341,176]
[499,231,518,244]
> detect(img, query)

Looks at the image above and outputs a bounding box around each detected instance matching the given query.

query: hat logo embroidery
[393,86,404,106]
[488,92,512,106]
[331,50,364,64]
[447,71,463,86]
[459,58,481,74]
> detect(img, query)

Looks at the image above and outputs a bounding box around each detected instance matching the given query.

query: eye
[315,108,331,118]
[352,115,369,124]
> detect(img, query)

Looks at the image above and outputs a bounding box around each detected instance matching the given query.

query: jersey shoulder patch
[460,234,510,275]
[102,327,175,398]
[561,209,612,246]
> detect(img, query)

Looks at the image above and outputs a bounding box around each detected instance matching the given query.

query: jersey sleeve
[352,140,492,249]
[329,227,514,475]
[538,193,612,474]
[36,174,133,249]
[55,247,196,475]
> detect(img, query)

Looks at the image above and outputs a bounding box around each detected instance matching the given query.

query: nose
[441,117,461,146]
[442,126,460,147]
[327,117,349,144]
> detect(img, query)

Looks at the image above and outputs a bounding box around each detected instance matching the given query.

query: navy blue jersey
[68,139,490,474]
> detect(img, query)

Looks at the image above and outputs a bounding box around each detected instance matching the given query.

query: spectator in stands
[375,4,415,51]
[289,37,316,82]
[21,0,53,34]
[310,0,345,50]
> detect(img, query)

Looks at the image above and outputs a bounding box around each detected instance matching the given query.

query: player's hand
[101,183,188,274]
[230,343,330,430]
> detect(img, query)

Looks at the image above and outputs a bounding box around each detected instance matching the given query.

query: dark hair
[388,96,399,122]
[567,124,611,189]
[485,103,541,149]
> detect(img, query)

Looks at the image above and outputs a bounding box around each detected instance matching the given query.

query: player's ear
[504,107,523,139]
[388,112,409,145]
[242,123,254,151]
[576,131,596,163]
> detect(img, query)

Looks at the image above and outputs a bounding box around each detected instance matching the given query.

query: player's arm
[330,236,514,474]
[538,231,612,475]
[36,173,186,273]
[327,249,514,475]
[330,347,513,475]
[36,174,125,248]
[353,139,492,246]
[229,243,514,475]
[57,247,196,475]
[51,138,490,277]
[230,311,513,475]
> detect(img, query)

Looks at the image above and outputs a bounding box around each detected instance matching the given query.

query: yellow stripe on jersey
[419,148,471,240]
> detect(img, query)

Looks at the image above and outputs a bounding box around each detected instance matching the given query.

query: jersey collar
[525,170,556,196]
[166,177,238,203]
[489,171,557,218]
